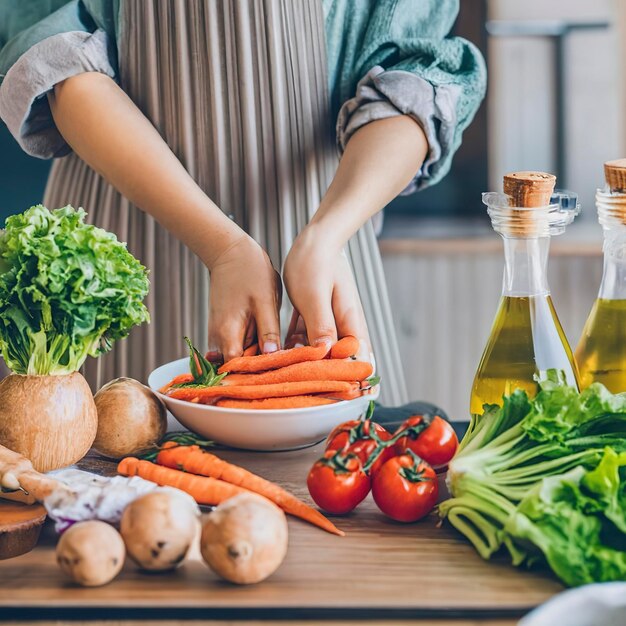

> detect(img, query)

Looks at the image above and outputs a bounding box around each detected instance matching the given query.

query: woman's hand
[283,223,368,348]
[50,75,282,362]
[283,116,427,349]
[207,233,282,362]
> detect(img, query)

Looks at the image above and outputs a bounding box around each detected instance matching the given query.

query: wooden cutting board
[0,445,564,621]
[0,501,46,560]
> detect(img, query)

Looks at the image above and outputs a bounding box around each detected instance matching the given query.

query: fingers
[208,315,248,364]
[243,319,257,351]
[253,297,281,354]
[299,292,337,348]
[333,287,369,347]
[285,311,308,348]
[332,257,371,358]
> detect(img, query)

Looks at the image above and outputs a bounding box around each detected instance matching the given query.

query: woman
[0,1,485,405]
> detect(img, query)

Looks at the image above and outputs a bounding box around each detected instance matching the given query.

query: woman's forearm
[309,115,428,247]
[48,72,242,269]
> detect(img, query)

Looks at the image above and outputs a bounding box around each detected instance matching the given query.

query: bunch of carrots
[118,437,344,536]
[158,336,377,410]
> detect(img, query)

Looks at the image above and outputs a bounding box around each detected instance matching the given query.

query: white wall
[487,0,622,217]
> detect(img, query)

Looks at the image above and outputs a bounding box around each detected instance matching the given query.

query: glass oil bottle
[470,171,580,415]
[575,159,626,393]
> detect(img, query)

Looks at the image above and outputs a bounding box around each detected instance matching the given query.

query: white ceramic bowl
[148,357,379,451]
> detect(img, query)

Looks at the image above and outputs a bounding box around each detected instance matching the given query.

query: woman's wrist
[294,219,347,256]
[195,212,248,272]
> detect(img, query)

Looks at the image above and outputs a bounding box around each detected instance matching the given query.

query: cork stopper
[604,159,626,193]
[498,171,557,237]
[503,171,556,208]
[602,159,626,225]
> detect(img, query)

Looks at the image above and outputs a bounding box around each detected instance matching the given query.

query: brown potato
[120,490,199,571]
[200,493,288,584]
[56,521,125,587]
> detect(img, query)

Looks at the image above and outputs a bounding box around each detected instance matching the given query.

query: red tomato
[326,420,392,473]
[326,420,390,451]
[348,438,395,476]
[307,450,371,515]
[372,453,438,522]
[325,420,362,451]
[394,415,458,467]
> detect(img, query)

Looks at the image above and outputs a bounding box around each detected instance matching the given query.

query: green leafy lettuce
[0,205,150,374]
[439,371,626,586]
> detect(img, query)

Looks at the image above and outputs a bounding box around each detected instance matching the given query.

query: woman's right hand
[206,233,282,363]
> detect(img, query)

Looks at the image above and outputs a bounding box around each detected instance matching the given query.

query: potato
[120,490,199,571]
[93,377,167,459]
[200,493,288,584]
[56,521,125,587]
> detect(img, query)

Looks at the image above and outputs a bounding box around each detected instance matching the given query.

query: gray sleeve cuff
[337,66,462,194]
[0,30,115,159]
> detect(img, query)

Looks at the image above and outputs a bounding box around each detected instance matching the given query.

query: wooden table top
[0,442,563,622]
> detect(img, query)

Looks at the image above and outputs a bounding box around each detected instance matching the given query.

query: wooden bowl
[0,501,47,560]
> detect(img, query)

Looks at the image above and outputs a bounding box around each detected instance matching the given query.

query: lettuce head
[0,205,150,374]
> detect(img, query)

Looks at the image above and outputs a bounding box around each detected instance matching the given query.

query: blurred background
[0,0,621,419]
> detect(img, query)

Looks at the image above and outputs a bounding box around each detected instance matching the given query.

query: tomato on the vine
[394,415,458,467]
[326,419,391,453]
[372,452,438,522]
[348,438,395,476]
[307,450,371,515]
[325,419,393,475]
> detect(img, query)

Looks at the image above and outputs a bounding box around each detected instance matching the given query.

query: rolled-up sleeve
[0,30,115,159]
[329,0,487,193]
[0,1,118,159]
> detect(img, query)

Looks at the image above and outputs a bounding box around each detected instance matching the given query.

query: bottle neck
[501,236,551,297]
[599,227,626,299]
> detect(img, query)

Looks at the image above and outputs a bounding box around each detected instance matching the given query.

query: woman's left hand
[283,223,369,349]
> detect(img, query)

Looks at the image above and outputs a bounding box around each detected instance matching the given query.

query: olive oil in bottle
[470,172,580,416]
[575,159,626,393]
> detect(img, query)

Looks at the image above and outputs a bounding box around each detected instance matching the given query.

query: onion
[93,378,167,459]
[0,372,97,472]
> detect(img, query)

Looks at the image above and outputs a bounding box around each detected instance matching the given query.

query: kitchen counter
[0,440,562,624]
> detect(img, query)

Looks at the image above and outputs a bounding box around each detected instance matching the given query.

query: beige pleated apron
[43,0,408,406]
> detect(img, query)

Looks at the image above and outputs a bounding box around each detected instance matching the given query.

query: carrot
[221,359,373,387]
[166,380,356,402]
[243,344,259,357]
[159,373,194,393]
[216,395,337,409]
[322,388,368,401]
[330,335,360,359]
[117,457,250,505]
[156,444,344,536]
[218,342,329,374]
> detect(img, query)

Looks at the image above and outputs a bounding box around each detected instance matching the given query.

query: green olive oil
[471,295,580,415]
[575,298,626,392]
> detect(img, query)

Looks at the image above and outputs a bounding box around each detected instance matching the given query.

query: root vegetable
[118,457,250,505]
[166,380,356,402]
[120,490,200,571]
[0,372,97,472]
[218,343,329,374]
[215,396,336,409]
[329,336,360,359]
[93,378,167,459]
[156,444,344,536]
[200,493,288,584]
[56,521,125,587]
[221,359,373,386]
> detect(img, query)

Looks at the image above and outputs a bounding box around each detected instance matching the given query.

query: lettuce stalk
[0,205,150,375]
[439,371,626,586]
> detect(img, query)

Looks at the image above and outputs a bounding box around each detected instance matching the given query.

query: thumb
[298,294,337,348]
